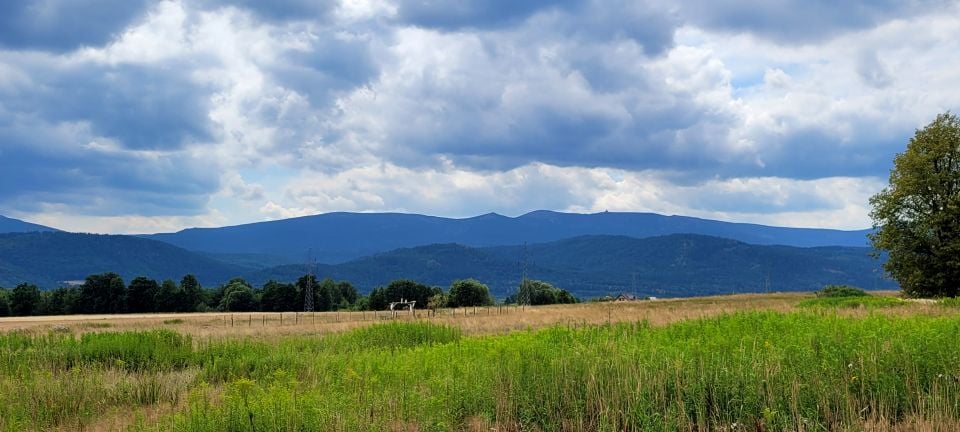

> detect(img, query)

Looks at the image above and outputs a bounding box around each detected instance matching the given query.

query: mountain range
[142,210,873,265]
[0,232,244,287]
[0,215,59,233]
[245,234,892,298]
[0,212,890,298]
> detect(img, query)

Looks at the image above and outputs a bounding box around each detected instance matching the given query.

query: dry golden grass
[1,290,942,340]
[5,290,960,432]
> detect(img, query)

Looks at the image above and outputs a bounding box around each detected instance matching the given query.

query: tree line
[0,273,577,317]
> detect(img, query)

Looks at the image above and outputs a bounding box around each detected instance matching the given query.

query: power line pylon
[304,248,316,312]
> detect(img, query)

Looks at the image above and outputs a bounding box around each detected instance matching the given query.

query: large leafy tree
[10,283,41,316]
[447,279,493,307]
[368,279,439,310]
[219,278,259,312]
[316,278,335,312]
[44,287,80,315]
[509,279,578,305]
[336,281,358,306]
[79,273,126,314]
[0,288,9,317]
[126,276,159,313]
[870,113,960,297]
[180,274,204,312]
[154,279,183,312]
[261,280,300,312]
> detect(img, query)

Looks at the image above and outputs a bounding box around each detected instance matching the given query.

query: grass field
[2,291,959,431]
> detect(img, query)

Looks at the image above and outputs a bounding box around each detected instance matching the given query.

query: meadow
[1,292,959,431]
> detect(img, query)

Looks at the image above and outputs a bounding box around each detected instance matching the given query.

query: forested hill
[0,232,245,287]
[143,210,872,264]
[0,215,59,233]
[246,234,894,298]
[0,232,891,299]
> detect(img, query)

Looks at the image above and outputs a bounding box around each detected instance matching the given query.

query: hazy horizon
[3,208,875,236]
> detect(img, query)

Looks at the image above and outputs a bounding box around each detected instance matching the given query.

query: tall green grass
[154,313,960,431]
[3,315,960,431]
[798,295,905,308]
[0,330,196,430]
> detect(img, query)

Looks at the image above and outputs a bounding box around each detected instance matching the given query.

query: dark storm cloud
[743,127,909,180]
[196,0,338,22]
[0,114,218,216]
[380,94,735,174]
[556,0,678,56]
[393,0,583,30]
[393,0,676,56]
[0,0,151,52]
[679,0,937,43]
[268,33,379,105]
[21,63,215,150]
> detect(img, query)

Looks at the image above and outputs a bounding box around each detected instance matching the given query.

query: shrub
[447,279,493,307]
[799,295,904,309]
[815,284,868,298]
[938,297,960,308]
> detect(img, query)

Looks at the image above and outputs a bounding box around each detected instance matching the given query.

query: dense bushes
[815,284,868,298]
[506,279,578,305]
[801,285,902,308]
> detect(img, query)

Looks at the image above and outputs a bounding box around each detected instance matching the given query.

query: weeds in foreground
[2,313,959,431]
[798,295,905,309]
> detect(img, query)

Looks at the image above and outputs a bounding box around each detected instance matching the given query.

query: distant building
[615,293,637,302]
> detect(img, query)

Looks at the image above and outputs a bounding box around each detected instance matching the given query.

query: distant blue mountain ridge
[246,234,893,298]
[0,211,882,298]
[141,210,873,265]
[0,215,59,233]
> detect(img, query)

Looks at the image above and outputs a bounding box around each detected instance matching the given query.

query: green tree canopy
[79,273,125,314]
[337,281,358,306]
[10,283,41,316]
[261,280,300,312]
[0,289,9,317]
[870,112,960,297]
[317,278,335,312]
[447,279,493,307]
[126,276,159,313]
[508,279,578,305]
[43,287,80,315]
[368,279,439,310]
[155,279,184,312]
[180,274,204,312]
[219,278,258,312]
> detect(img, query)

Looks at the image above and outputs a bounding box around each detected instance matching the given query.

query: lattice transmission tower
[304,248,316,312]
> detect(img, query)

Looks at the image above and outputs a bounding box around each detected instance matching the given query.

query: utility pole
[520,242,530,308]
[304,248,315,312]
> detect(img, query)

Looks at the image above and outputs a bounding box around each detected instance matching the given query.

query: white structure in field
[389,298,416,313]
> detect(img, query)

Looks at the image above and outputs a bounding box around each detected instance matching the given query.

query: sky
[1,0,958,234]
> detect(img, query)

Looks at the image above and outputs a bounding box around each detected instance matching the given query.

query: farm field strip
[0,292,809,338]
[2,292,959,431]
